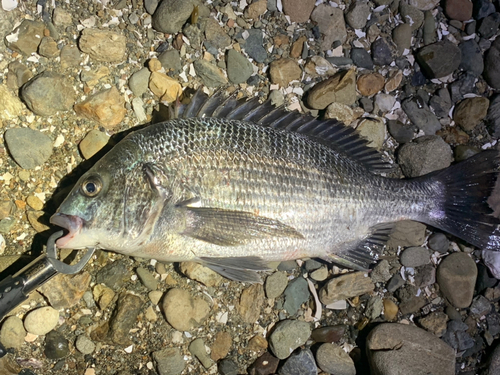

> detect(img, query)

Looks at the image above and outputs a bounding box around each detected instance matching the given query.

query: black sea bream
[50,91,500,282]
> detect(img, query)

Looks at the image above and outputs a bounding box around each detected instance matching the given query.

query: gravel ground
[1,0,500,374]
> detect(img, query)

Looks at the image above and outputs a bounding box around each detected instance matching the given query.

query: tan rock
[79,129,110,159]
[357,73,385,96]
[325,102,355,125]
[38,272,91,309]
[26,195,43,211]
[385,70,403,92]
[149,72,182,103]
[74,86,126,129]
[247,334,268,353]
[79,29,126,63]
[210,331,233,361]
[179,261,223,287]
[282,0,316,23]
[237,284,265,323]
[319,271,374,305]
[0,85,24,120]
[304,56,337,77]
[93,284,116,310]
[290,36,307,58]
[148,58,162,72]
[27,210,50,233]
[307,68,357,109]
[269,58,302,87]
[245,0,267,19]
[453,96,490,131]
[163,288,210,331]
[38,36,59,58]
[383,299,398,321]
[81,66,110,88]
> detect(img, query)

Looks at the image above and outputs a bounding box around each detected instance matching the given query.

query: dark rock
[153,347,185,375]
[95,260,129,290]
[470,295,491,317]
[398,135,452,177]
[387,274,406,293]
[414,264,436,288]
[316,343,355,375]
[428,233,450,253]
[459,40,484,76]
[244,29,267,63]
[4,20,45,55]
[487,313,500,336]
[416,40,462,78]
[248,352,280,375]
[152,0,194,34]
[44,331,70,360]
[278,348,317,375]
[158,49,182,73]
[226,49,253,84]
[283,277,310,315]
[442,320,475,351]
[486,94,500,136]
[429,88,452,118]
[478,12,500,39]
[473,0,496,19]
[444,0,473,21]
[311,325,346,343]
[449,72,477,102]
[402,98,441,134]
[359,97,374,112]
[437,252,477,308]
[193,60,228,87]
[371,37,397,66]
[454,145,480,161]
[109,293,143,346]
[350,48,373,70]
[218,358,239,375]
[484,38,500,89]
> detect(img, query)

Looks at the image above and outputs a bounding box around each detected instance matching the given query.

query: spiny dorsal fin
[179,90,392,174]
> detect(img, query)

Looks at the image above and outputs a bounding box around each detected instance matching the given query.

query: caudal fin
[424,150,500,251]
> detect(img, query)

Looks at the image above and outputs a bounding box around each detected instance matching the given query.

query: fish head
[50,138,162,252]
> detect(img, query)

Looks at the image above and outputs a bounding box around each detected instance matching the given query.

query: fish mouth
[49,213,84,248]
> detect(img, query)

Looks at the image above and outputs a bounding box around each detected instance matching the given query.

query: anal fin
[199,256,271,283]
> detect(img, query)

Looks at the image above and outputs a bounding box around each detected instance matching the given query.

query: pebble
[398,135,452,177]
[282,0,315,23]
[278,348,316,375]
[78,28,126,62]
[158,50,182,73]
[401,98,441,135]
[410,0,440,10]
[74,86,127,129]
[128,68,151,97]
[470,295,491,317]
[269,58,301,87]
[193,60,228,88]
[387,120,414,143]
[75,335,95,355]
[38,36,59,58]
[0,217,16,234]
[459,40,484,76]
[152,0,193,33]
[367,323,455,375]
[153,347,185,375]
[0,85,23,120]
[52,8,73,26]
[437,252,477,308]
[476,263,498,293]
[144,0,158,14]
[419,311,448,336]
[345,1,370,29]
[60,45,82,69]
[244,29,268,63]
[453,97,489,131]
[21,71,76,116]
[189,338,213,369]
[316,343,355,375]
[383,299,399,320]
[371,37,397,66]
[441,320,475,351]
[385,70,403,92]
[374,93,396,113]
[483,250,500,279]
[310,266,329,281]
[227,49,254,84]
[400,247,430,268]
[371,260,392,283]
[44,330,69,360]
[24,306,58,336]
[108,293,143,345]
[210,331,232,361]
[245,0,267,20]
[237,284,265,323]
[38,272,91,309]
[429,88,452,118]
[487,94,500,136]
[269,320,311,359]
[356,117,386,149]
[350,48,374,70]
[283,277,310,315]
[325,102,355,125]
[357,72,385,97]
[179,262,223,286]
[392,24,412,55]
[79,129,110,159]
[400,3,425,31]
[4,20,45,55]
[247,334,268,353]
[149,72,182,103]
[478,12,500,38]
[319,271,374,305]
[290,36,306,58]
[136,266,159,290]
[95,260,129,290]
[219,358,239,375]
[162,288,210,331]
[388,221,427,248]
[204,18,231,50]
[248,351,279,375]
[311,4,347,51]
[416,40,462,78]
[444,0,473,20]
[0,316,26,349]
[307,68,356,109]
[365,296,384,320]
[265,271,288,299]
[81,66,110,88]
[311,325,346,343]
[484,38,500,89]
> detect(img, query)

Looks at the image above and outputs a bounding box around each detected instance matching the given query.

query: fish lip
[49,213,84,248]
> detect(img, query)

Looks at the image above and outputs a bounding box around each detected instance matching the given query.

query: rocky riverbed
[0,0,500,374]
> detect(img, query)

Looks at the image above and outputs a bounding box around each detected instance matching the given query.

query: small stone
[109,293,143,345]
[478,12,500,39]
[158,50,182,73]
[26,195,43,211]
[219,358,239,375]
[247,334,268,353]
[325,102,354,124]
[372,37,397,66]
[319,271,374,305]
[282,0,315,23]
[153,347,185,375]
[410,0,440,10]
[193,60,228,88]
[400,247,430,268]
[371,260,392,283]
[388,221,427,248]
[152,0,193,33]
[163,288,210,331]
[488,343,500,375]
[74,86,126,129]
[81,66,110,88]
[402,99,441,135]
[453,97,489,131]
[484,38,500,89]
[311,325,346,343]
[345,1,370,29]
[437,252,477,308]
[416,40,462,79]
[79,29,126,62]
[0,217,16,234]
[290,36,306,59]
[5,128,53,170]
[441,320,475,351]
[400,3,425,31]
[316,343,356,375]
[307,68,356,109]
[204,18,231,49]
[265,271,288,299]
[44,331,69,359]
[310,4,347,51]
[4,20,45,55]
[269,58,301,87]
[79,130,110,159]
[385,70,403,92]
[245,0,267,19]
[227,49,253,84]
[24,306,59,335]
[398,136,452,177]
[136,266,159,290]
[189,338,213,369]
[38,272,91,309]
[0,201,16,220]
[419,312,448,336]
[244,29,267,63]
[211,331,232,361]
[148,58,162,72]
[0,316,26,349]
[350,48,373,70]
[128,68,151,97]
[75,335,95,355]
[0,85,23,120]
[21,71,76,116]
[38,36,59,58]
[393,23,412,55]
[357,73,385,97]
[459,40,484,76]
[429,88,452,118]
[60,45,82,69]
[149,72,182,103]
[374,93,396,113]
[53,8,73,26]
[237,284,265,323]
[93,284,115,310]
[310,266,329,281]
[365,296,384,320]
[444,0,473,20]
[278,348,316,375]
[470,295,491,317]
[269,320,311,359]
[248,352,279,375]
[383,299,398,320]
[387,120,414,143]
[356,117,386,150]
[283,277,310,315]
[95,260,129,290]
[179,262,223,286]
[145,306,158,322]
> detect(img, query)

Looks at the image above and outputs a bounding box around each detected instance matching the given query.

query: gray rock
[387,120,414,143]
[244,29,267,63]
[218,358,239,375]
[441,320,475,351]
[359,97,374,112]
[400,3,424,31]
[265,271,288,299]
[392,23,412,54]
[423,10,437,45]
[316,343,355,375]
[400,247,430,268]
[136,266,159,290]
[399,135,452,177]
[415,265,435,289]
[158,49,182,73]
[183,24,202,46]
[486,94,500,136]
[152,0,194,34]
[478,12,500,39]
[388,221,427,248]
[429,88,451,118]
[21,71,76,115]
[204,18,231,50]
[0,316,26,349]
[189,338,213,369]
[484,38,500,89]
[470,295,491,317]
[128,68,151,97]
[473,0,496,19]
[350,48,373,70]
[371,259,392,283]
[437,252,477,308]
[345,1,370,29]
[416,40,462,79]
[144,0,159,14]
[454,145,480,162]
[193,60,228,87]
[371,37,397,66]
[401,98,441,134]
[367,323,455,375]
[226,49,253,84]
[488,342,500,375]
[459,40,484,76]
[153,347,185,375]
[4,20,45,55]
[428,233,450,253]
[365,296,384,320]
[109,293,143,345]
[283,277,310,315]
[278,348,317,375]
[60,45,82,69]
[449,72,476,102]
[4,128,53,170]
[311,4,347,51]
[95,260,129,290]
[75,335,95,355]
[387,273,406,292]
[269,320,311,359]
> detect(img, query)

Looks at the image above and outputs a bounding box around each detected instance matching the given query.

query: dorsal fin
[179,90,392,174]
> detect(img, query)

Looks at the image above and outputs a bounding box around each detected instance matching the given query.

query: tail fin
[423,150,500,251]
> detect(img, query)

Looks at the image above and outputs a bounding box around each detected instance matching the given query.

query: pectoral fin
[182,207,304,246]
[199,256,271,283]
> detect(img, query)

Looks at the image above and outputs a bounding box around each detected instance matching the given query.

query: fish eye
[81,177,102,197]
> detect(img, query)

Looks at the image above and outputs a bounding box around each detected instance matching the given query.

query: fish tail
[422,149,500,250]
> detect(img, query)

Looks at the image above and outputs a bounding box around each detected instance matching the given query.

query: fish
[50,90,500,282]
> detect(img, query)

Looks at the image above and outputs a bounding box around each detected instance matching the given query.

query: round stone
[437,252,477,308]
[24,306,59,336]
[316,343,356,375]
[0,316,26,349]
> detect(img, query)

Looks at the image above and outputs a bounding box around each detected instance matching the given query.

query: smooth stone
[153,347,185,375]
[423,10,437,45]
[109,293,143,345]
[388,221,427,248]
[226,49,253,84]
[383,299,399,320]
[152,0,194,34]
[310,266,329,281]
[4,20,45,55]
[478,12,500,39]
[454,145,480,161]
[360,97,374,112]
[484,38,500,89]
[269,320,311,359]
[24,307,59,335]
[367,323,455,375]
[248,352,279,375]
[144,0,159,14]
[128,68,151,97]
[428,233,450,253]
[387,120,414,143]
[158,49,182,73]
[282,0,316,23]
[453,96,489,131]
[374,93,396,113]
[409,0,440,10]
[372,37,397,66]
[357,72,385,97]
[400,247,430,268]
[0,316,26,349]
[193,60,228,87]
[325,102,355,125]
[488,343,500,375]
[74,86,126,129]
[319,271,374,305]
[483,250,500,279]
[44,331,69,359]
[136,266,159,290]
[278,348,317,375]
[163,288,210,331]
[218,358,239,375]
[311,325,346,343]
[356,117,386,149]
[4,128,53,170]
[265,271,288,299]
[204,18,231,49]
[311,4,347,51]
[189,338,213,369]
[79,130,110,160]
[400,3,424,31]
[269,58,301,87]
[398,136,452,177]
[283,277,310,316]
[459,40,484,76]
[316,343,355,375]
[401,98,441,134]
[237,284,265,323]
[444,0,473,21]
[350,48,373,70]
[79,28,126,62]
[345,0,370,29]
[75,335,95,355]
[416,40,462,78]
[437,252,477,308]
[179,262,223,287]
[429,88,452,118]
[245,0,267,19]
[38,36,59,58]
[393,23,412,54]
[307,68,356,109]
